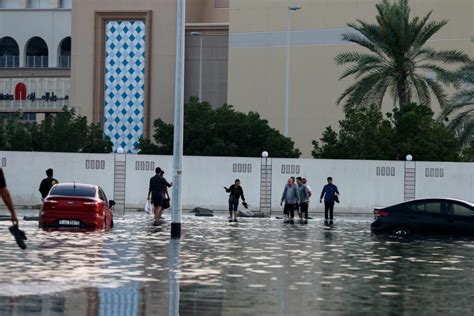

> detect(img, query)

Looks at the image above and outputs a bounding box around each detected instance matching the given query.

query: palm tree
[335,0,470,109]
[441,62,474,146]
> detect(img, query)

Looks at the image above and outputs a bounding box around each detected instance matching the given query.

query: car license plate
[59,220,80,226]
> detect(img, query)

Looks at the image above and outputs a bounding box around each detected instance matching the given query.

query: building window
[60,0,72,8]
[0,0,21,8]
[25,37,49,68]
[0,37,19,68]
[58,37,71,68]
[27,0,50,8]
[214,0,229,8]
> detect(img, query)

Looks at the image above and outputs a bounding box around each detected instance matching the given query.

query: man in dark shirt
[39,168,59,199]
[224,179,245,222]
[148,167,172,223]
[320,177,340,223]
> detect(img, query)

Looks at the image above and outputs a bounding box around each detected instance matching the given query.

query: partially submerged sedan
[371,198,474,236]
[39,183,115,230]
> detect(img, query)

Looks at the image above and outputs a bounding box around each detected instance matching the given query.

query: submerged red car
[39,183,115,230]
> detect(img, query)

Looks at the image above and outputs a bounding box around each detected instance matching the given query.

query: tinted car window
[407,203,427,212]
[425,202,442,214]
[407,202,442,213]
[50,186,96,197]
[446,203,473,217]
[99,189,107,202]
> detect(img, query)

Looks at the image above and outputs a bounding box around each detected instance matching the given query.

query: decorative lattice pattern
[104,21,146,153]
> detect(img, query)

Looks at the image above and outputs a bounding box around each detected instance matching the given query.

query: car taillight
[374,210,390,217]
[42,200,58,210]
[83,201,99,211]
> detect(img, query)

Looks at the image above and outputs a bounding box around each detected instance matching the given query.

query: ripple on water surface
[1,212,474,315]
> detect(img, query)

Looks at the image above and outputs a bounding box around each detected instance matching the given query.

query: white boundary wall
[0,151,472,213]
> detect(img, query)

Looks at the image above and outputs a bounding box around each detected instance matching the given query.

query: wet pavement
[1,211,474,315]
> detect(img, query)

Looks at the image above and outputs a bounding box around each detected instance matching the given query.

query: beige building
[2,0,471,155]
[70,0,229,152]
[227,0,473,156]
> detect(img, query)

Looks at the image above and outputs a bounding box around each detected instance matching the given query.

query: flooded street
[1,211,474,315]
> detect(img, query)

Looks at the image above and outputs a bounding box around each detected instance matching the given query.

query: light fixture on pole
[284,4,301,137]
[190,31,203,101]
[171,0,186,239]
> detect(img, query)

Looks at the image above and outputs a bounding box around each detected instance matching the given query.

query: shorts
[152,195,164,208]
[283,203,296,214]
[229,198,239,211]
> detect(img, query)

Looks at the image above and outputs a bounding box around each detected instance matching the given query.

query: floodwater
[1,211,474,316]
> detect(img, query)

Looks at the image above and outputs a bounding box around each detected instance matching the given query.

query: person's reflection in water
[169,238,181,316]
[323,222,334,241]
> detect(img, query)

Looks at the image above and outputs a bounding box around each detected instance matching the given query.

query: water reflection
[0,213,474,315]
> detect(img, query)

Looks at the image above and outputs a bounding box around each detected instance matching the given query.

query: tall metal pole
[171,0,185,239]
[198,34,203,101]
[284,8,291,137]
[284,5,301,138]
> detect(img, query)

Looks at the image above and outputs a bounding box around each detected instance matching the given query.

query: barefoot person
[148,167,172,224]
[0,168,26,249]
[296,177,310,224]
[280,177,298,223]
[320,177,339,224]
[224,179,245,222]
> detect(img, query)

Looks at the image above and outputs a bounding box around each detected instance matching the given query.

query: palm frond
[340,31,383,56]
[411,75,431,105]
[425,78,448,107]
[457,119,474,145]
[416,63,458,84]
[412,20,447,50]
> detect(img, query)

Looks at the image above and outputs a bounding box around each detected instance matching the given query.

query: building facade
[227,0,473,156]
[0,0,71,118]
[0,0,229,152]
[1,0,472,155]
[70,0,229,152]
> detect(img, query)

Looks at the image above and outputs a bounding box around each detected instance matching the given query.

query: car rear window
[50,186,96,197]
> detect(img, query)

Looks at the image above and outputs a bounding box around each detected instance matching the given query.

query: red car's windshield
[50,186,96,198]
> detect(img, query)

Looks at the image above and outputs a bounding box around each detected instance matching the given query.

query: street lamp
[406,154,413,161]
[284,4,301,137]
[191,31,203,101]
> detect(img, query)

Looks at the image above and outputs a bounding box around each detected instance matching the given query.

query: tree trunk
[397,77,410,108]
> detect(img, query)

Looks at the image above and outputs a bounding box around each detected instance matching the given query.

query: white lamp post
[190,31,203,101]
[406,154,413,161]
[284,4,301,137]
